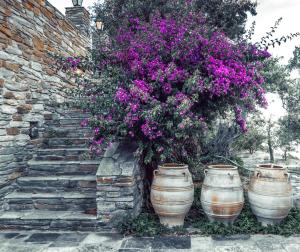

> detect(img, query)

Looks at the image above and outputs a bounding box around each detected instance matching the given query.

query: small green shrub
[189,203,300,237]
[117,213,187,237]
[118,190,300,237]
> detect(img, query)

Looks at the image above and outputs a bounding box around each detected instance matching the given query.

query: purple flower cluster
[235,106,247,133]
[66,57,81,69]
[141,120,163,140]
[115,87,130,103]
[80,118,89,127]
[89,11,271,159]
[107,13,270,138]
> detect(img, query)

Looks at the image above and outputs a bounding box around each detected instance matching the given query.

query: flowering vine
[74,11,271,163]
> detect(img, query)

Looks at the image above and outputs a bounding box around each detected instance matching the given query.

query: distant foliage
[289,46,300,71]
[265,54,300,146]
[278,79,300,145]
[233,113,266,154]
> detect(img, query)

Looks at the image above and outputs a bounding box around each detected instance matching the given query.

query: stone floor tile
[81,232,123,244]
[40,247,80,252]
[284,244,300,252]
[0,232,20,239]
[49,242,81,248]
[212,240,257,248]
[214,245,262,252]
[251,234,285,243]
[255,239,286,251]
[0,232,300,252]
[266,250,288,252]
[25,233,61,243]
[191,236,214,251]
[282,236,300,244]
[153,250,191,252]
[120,236,191,250]
[118,249,150,252]
[121,237,154,249]
[0,244,48,252]
[81,233,123,251]
[78,245,118,252]
[191,250,211,252]
[55,233,88,243]
[212,234,251,241]
[14,234,30,240]
[152,236,191,249]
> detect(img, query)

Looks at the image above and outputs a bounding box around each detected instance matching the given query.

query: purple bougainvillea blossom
[81,11,271,161]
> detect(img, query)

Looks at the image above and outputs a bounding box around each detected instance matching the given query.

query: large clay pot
[150,163,194,227]
[201,164,244,224]
[248,164,293,226]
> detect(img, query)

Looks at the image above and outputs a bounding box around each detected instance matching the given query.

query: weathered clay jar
[150,163,194,227]
[201,164,244,225]
[248,164,293,226]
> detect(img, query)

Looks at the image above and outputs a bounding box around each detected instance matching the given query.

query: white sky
[48,0,299,120]
[246,0,300,120]
[247,0,300,64]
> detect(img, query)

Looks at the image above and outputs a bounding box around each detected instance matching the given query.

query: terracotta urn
[201,164,244,225]
[248,164,293,226]
[151,163,194,227]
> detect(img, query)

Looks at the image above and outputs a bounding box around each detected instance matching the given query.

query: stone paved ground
[0,231,300,252]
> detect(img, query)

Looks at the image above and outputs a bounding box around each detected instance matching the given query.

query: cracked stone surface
[0,232,300,251]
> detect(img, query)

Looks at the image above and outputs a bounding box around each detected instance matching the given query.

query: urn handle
[284,172,290,181]
[204,169,208,177]
[228,173,234,180]
[256,171,261,178]
[182,172,189,181]
[153,170,159,177]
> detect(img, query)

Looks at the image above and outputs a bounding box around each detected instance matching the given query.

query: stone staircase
[0,110,102,231]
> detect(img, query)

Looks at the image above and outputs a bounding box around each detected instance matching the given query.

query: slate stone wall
[0,0,90,205]
[96,142,144,227]
[65,6,90,37]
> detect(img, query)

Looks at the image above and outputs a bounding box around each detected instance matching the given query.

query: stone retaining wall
[0,0,90,205]
[96,142,144,227]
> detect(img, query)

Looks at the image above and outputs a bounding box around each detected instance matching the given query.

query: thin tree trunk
[267,120,274,163]
[284,149,287,161]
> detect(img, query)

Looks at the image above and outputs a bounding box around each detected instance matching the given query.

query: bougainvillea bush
[66,10,271,164]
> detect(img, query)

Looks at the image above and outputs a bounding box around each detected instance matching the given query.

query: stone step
[16,175,96,193]
[27,160,100,175]
[34,148,99,161]
[63,110,92,118]
[63,113,91,118]
[0,210,99,231]
[60,117,89,125]
[45,118,90,127]
[43,138,90,148]
[4,192,96,212]
[44,127,92,139]
[64,114,92,119]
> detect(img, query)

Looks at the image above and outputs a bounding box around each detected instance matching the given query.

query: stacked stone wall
[96,143,144,228]
[0,0,90,205]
